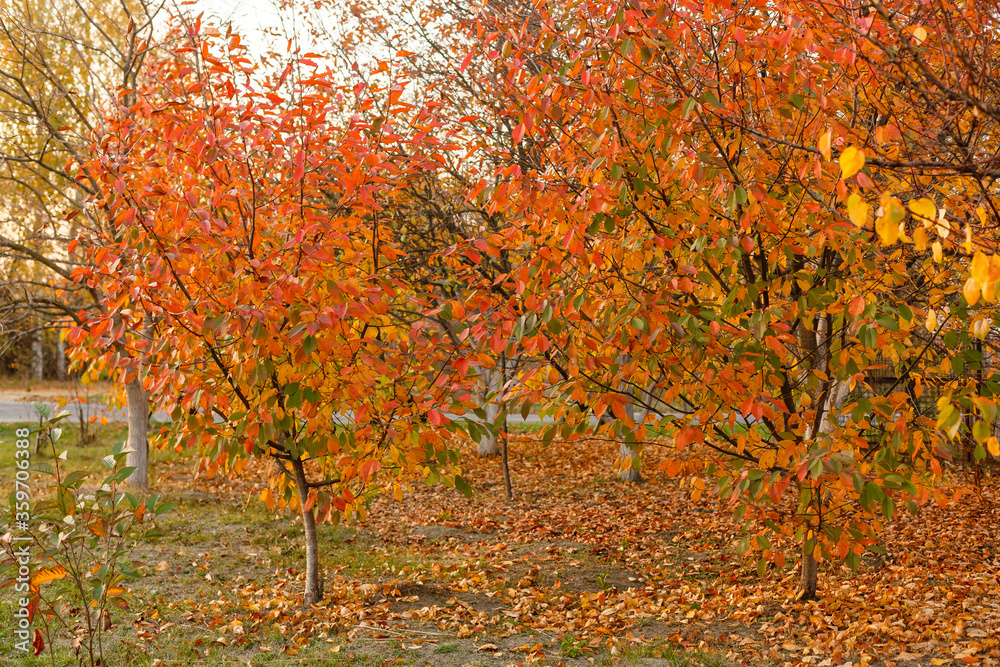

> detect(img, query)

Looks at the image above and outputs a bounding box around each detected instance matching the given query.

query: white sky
[180,0,286,48]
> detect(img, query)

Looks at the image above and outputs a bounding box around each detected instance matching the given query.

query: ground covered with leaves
[4,428,1000,666]
[72,433,994,667]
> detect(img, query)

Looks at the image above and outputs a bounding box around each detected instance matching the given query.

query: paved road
[0,400,126,424]
[0,400,584,426]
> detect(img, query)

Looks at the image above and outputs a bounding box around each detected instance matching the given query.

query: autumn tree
[475,0,1000,599]
[0,0,161,483]
[288,0,570,465]
[76,19,478,604]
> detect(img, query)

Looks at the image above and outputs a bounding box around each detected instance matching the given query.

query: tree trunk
[499,353,513,499]
[479,402,500,455]
[124,376,149,488]
[799,540,818,600]
[477,367,500,456]
[55,332,66,381]
[291,456,323,605]
[619,442,641,482]
[618,389,641,482]
[30,327,43,381]
[501,428,513,500]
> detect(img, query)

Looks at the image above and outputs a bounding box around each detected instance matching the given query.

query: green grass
[0,421,187,497]
[614,640,729,667]
[507,421,549,434]
[434,641,459,654]
[560,634,588,658]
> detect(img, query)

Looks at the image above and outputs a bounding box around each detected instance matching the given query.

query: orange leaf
[30,567,67,587]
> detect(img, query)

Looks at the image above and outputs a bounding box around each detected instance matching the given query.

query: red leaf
[293,149,305,181]
[676,426,704,451]
[32,629,44,656]
[512,123,525,145]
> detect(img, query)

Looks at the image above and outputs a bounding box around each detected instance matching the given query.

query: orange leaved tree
[478,0,1000,598]
[72,18,475,604]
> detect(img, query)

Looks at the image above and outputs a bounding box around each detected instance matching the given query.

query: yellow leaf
[989,437,1000,458]
[839,146,865,179]
[964,224,973,253]
[818,130,831,161]
[973,318,990,339]
[935,208,950,238]
[914,226,927,251]
[910,25,928,44]
[925,309,937,332]
[31,566,67,587]
[971,251,989,284]
[758,449,776,470]
[908,197,936,223]
[875,212,900,245]
[984,280,998,303]
[846,193,869,228]
[260,487,275,511]
[932,241,943,263]
[964,277,981,306]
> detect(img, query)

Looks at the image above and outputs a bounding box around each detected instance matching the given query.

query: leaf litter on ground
[133,435,1000,666]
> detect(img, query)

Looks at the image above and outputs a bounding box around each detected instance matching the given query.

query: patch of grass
[613,640,730,667]
[0,421,186,496]
[434,641,460,654]
[507,421,549,434]
[319,527,429,577]
[561,634,588,658]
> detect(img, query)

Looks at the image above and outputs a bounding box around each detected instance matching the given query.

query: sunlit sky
[181,0,285,46]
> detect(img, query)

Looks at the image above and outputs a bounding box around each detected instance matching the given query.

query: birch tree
[0,0,163,485]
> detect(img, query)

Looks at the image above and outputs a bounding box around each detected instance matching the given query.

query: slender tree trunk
[477,367,500,456]
[55,332,66,381]
[800,539,818,600]
[125,376,149,488]
[619,442,641,482]
[796,313,847,600]
[501,429,513,500]
[125,314,154,487]
[612,356,645,482]
[291,455,322,605]
[499,352,513,499]
[30,326,43,381]
[619,401,641,482]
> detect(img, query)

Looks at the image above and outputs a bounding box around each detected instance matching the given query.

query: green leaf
[454,475,474,498]
[154,502,178,516]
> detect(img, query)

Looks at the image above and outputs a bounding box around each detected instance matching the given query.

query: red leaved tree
[72,17,476,604]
